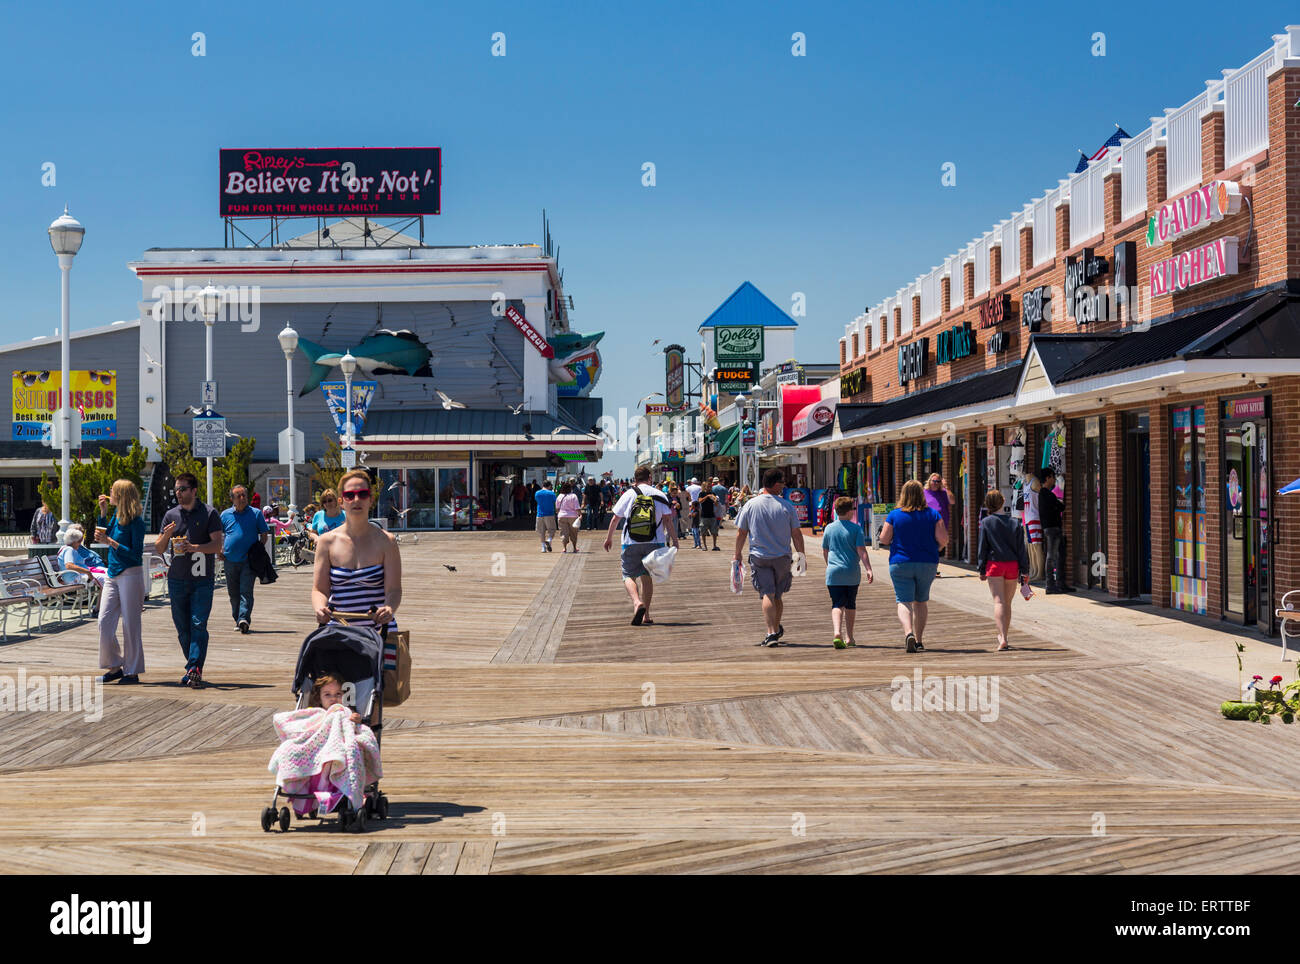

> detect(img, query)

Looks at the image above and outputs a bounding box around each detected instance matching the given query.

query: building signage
[1223,396,1266,419]
[897,339,928,384]
[664,346,685,409]
[504,304,554,358]
[1148,237,1239,296]
[773,360,805,385]
[976,293,1013,329]
[321,381,378,441]
[192,414,227,459]
[792,400,837,440]
[1146,179,1242,248]
[644,403,677,415]
[220,147,441,217]
[1023,285,1051,331]
[714,364,758,390]
[1064,248,1110,324]
[714,325,765,363]
[741,424,757,453]
[11,370,117,442]
[988,331,1011,354]
[839,367,866,398]
[1113,240,1137,324]
[936,323,976,365]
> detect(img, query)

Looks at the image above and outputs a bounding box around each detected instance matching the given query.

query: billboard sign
[714,325,764,363]
[220,147,441,217]
[665,346,685,409]
[12,370,117,442]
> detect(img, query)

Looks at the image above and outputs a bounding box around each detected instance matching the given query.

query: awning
[712,424,740,457]
[791,399,837,440]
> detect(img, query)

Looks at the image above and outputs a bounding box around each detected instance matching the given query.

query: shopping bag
[573,515,582,531]
[642,545,677,583]
[729,559,744,594]
[382,630,412,707]
[792,551,807,576]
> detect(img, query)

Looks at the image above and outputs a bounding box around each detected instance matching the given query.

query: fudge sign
[220,148,442,217]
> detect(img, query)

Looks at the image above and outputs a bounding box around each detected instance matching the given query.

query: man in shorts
[698,485,721,550]
[604,466,677,625]
[734,467,806,647]
[534,479,558,552]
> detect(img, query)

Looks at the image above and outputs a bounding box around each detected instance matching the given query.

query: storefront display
[1171,406,1207,615]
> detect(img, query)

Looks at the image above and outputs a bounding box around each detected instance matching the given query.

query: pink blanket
[268,707,382,813]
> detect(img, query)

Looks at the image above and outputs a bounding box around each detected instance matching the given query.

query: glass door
[1123,412,1151,596]
[1222,414,1272,631]
[437,466,470,530]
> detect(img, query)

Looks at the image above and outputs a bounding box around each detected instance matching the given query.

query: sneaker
[833,636,846,650]
[712,546,720,551]
[763,633,781,648]
[101,668,124,683]
[118,674,140,684]
[774,624,785,641]
[191,668,204,689]
[905,633,918,654]
[238,619,250,634]
[180,670,193,687]
[914,639,925,652]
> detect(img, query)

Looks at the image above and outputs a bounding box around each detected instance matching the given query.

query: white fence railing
[1121,126,1152,221]
[1225,47,1271,167]
[1032,193,1055,266]
[1166,93,1206,196]
[973,233,990,297]
[921,268,940,324]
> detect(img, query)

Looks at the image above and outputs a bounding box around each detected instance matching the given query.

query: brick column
[1150,402,1170,609]
[1273,379,1300,632]
[989,244,1003,289]
[941,276,952,315]
[893,307,902,337]
[942,441,956,559]
[1146,144,1168,207]
[1267,66,1300,284]
[1055,203,1070,258]
[911,295,921,329]
[1104,407,1126,595]
[1201,108,1225,181]
[1019,225,1033,276]
[1203,399,1222,620]
[962,262,974,306]
[1103,171,1122,230]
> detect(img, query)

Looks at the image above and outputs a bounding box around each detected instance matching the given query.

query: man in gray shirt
[734,468,806,647]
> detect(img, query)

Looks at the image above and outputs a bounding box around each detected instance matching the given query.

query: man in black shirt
[1038,468,1074,593]
[156,473,224,687]
[584,478,604,530]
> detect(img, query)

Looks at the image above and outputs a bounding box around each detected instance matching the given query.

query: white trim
[0,319,138,356]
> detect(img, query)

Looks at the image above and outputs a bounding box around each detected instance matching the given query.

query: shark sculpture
[297,329,434,396]
[548,330,604,398]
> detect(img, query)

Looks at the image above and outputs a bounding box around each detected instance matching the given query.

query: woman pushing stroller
[311,469,402,634]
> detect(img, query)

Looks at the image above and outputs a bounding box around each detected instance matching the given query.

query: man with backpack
[604,465,677,626]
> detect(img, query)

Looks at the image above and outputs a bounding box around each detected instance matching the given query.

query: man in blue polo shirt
[535,479,558,552]
[221,485,269,633]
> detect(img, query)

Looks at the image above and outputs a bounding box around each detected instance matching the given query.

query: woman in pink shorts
[977,490,1032,652]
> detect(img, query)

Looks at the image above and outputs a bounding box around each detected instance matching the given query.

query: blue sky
[1,0,1294,476]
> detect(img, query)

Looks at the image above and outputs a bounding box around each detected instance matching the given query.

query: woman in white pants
[95,480,148,684]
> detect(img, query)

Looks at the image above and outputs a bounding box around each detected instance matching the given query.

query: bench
[0,584,34,640]
[0,557,88,629]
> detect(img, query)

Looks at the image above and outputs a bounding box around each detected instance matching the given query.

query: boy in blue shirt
[821,496,873,649]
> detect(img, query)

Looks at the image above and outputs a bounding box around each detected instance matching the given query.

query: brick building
[802,26,1300,635]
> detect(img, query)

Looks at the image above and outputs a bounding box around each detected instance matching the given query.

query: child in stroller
[261,619,389,833]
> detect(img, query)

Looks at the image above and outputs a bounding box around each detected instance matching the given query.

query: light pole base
[55,518,71,545]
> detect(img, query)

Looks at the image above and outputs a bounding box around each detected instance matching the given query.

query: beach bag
[643,545,677,583]
[625,485,662,542]
[382,630,411,707]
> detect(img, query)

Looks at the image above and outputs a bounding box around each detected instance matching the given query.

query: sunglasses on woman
[341,488,371,501]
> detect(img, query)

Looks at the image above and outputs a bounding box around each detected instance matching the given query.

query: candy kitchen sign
[220,147,441,217]
[1148,237,1239,296]
[1146,180,1242,247]
[714,325,764,363]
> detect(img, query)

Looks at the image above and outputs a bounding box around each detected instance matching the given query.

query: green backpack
[625,485,667,542]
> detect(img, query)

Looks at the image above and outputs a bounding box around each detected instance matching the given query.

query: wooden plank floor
[1,530,1296,875]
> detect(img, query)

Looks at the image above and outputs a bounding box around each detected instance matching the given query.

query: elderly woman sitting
[57,525,108,589]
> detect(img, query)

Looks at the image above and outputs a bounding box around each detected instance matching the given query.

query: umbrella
[1279,477,1300,495]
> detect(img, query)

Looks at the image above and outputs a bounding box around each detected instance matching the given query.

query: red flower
[1272,675,1284,686]
[1254,675,1264,680]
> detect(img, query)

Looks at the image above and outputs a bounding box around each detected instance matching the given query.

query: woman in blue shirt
[94,480,148,683]
[879,479,948,654]
[306,489,346,546]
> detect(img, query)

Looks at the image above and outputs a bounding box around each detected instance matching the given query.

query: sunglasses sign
[12,370,117,441]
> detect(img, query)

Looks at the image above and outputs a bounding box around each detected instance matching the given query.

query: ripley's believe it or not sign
[220,148,441,217]
[12,370,117,441]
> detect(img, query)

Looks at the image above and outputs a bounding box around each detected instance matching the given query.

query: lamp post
[197,281,222,502]
[339,351,357,451]
[48,208,84,544]
[278,325,299,521]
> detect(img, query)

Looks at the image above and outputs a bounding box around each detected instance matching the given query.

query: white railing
[1165,93,1206,196]
[945,254,961,308]
[1121,127,1152,221]
[899,284,915,335]
[973,233,990,297]
[921,268,940,324]
[1032,193,1055,266]
[1224,47,1271,167]
[1069,157,1108,246]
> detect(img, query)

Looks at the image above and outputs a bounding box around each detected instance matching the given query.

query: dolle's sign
[898,339,928,384]
[936,323,975,365]
[220,148,442,217]
[714,325,764,363]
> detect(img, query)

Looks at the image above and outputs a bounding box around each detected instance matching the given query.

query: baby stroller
[261,613,390,833]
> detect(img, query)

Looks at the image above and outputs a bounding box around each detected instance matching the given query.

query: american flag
[1075,127,1130,173]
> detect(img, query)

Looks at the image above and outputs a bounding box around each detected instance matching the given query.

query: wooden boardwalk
[2,529,1297,875]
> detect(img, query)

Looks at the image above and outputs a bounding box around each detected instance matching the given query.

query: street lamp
[48,208,84,544]
[197,281,222,501]
[339,351,357,450]
[278,325,299,521]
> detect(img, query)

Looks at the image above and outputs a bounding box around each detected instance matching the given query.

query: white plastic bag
[729,559,744,594]
[792,551,807,576]
[643,545,677,583]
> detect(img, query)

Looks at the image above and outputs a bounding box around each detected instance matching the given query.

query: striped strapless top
[328,564,396,632]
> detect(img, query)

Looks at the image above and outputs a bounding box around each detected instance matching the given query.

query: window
[1171,405,1207,614]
